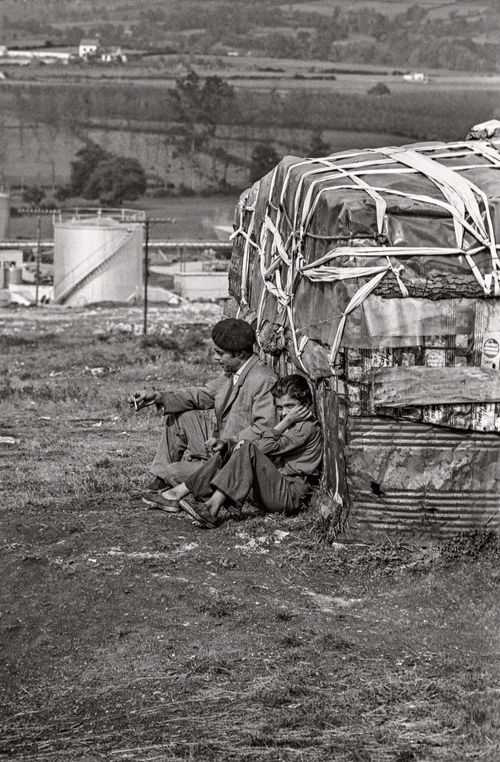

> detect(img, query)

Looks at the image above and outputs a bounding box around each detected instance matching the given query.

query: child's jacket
[257,420,323,479]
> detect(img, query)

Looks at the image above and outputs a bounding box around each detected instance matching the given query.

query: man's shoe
[180,499,219,529]
[142,493,180,513]
[144,476,168,493]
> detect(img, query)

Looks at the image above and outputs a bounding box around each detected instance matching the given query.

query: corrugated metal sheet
[345,417,500,541]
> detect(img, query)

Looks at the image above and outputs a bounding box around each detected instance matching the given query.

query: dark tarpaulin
[231,142,500,355]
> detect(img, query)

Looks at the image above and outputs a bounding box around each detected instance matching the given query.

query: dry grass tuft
[184,649,232,677]
[314,632,355,653]
[273,608,297,622]
[438,531,500,563]
[197,593,238,619]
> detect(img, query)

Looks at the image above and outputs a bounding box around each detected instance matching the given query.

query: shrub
[368,82,391,96]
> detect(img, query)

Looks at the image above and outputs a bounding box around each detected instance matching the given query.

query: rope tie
[385,258,409,297]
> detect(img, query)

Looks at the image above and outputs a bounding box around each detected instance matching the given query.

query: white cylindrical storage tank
[53,216,143,306]
[0,193,10,240]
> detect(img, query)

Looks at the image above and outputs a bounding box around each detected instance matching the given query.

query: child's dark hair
[272,374,313,407]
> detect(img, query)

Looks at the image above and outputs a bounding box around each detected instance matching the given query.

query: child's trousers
[187,441,310,514]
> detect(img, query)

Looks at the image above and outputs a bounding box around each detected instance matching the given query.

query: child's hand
[205,437,227,454]
[283,403,313,426]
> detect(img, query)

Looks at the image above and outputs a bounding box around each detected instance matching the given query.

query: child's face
[274,393,303,420]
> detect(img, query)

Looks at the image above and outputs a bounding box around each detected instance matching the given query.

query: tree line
[2,1,500,73]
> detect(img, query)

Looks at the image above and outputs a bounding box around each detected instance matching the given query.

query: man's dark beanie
[212,318,255,352]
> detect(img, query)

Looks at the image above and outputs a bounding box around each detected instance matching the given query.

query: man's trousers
[149,410,215,485]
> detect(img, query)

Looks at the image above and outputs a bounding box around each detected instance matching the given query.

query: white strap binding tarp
[235,142,500,375]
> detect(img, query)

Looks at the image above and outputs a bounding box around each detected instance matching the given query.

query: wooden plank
[372,366,500,407]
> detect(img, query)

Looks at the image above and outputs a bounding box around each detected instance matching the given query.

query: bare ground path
[0,305,499,761]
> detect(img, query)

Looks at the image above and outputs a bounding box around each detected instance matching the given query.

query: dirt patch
[1,304,499,761]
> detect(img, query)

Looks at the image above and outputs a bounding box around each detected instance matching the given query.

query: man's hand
[205,437,227,454]
[128,389,161,411]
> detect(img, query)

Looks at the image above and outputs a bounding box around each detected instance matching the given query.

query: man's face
[212,344,246,374]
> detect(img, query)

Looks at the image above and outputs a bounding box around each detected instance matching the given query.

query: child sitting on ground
[156,374,323,529]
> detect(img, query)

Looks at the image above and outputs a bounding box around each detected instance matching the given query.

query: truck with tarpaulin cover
[228,123,500,541]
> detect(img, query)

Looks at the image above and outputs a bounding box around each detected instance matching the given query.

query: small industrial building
[403,72,428,83]
[0,249,23,289]
[0,249,22,269]
[100,46,126,63]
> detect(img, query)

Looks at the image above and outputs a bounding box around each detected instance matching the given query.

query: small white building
[7,49,71,62]
[403,72,428,83]
[79,39,99,59]
[0,249,22,269]
[100,46,127,64]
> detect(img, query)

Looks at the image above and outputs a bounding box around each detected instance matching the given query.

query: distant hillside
[1,0,499,72]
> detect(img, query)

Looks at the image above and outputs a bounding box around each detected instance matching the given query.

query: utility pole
[143,218,149,335]
[34,213,41,306]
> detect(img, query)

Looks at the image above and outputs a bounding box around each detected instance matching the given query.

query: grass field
[0,69,497,192]
[6,54,500,90]
[1,304,499,761]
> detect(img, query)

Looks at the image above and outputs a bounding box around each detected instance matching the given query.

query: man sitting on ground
[154,374,323,528]
[131,318,277,504]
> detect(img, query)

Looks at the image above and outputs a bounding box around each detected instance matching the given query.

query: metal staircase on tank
[54,225,137,305]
